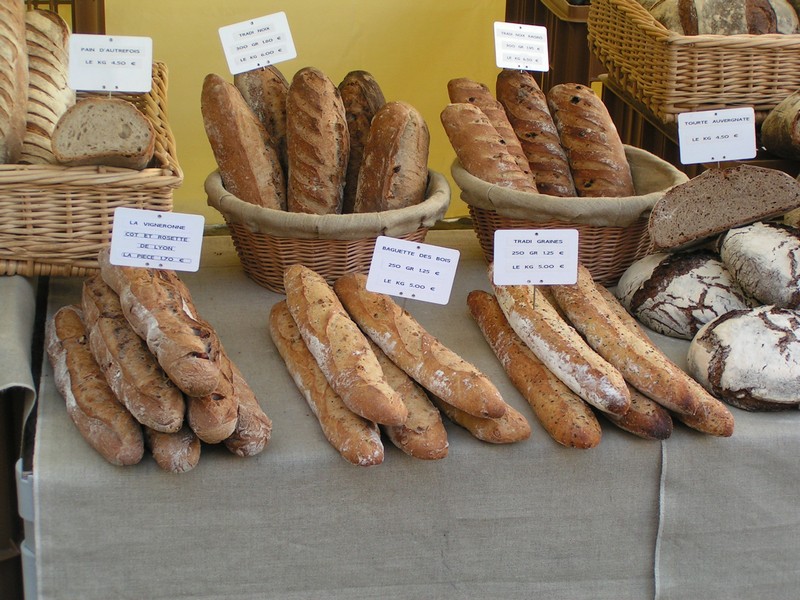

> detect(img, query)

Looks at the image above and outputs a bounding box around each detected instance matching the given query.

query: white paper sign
[494,21,549,72]
[218,12,297,75]
[677,107,757,165]
[68,34,153,92]
[110,208,205,272]
[492,229,579,285]
[366,236,460,305]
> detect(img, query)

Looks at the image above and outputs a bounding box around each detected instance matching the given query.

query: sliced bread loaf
[51,97,156,170]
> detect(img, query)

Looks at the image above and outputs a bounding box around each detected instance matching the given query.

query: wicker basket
[206,170,451,293]
[587,0,800,124]
[453,146,687,285]
[0,62,182,277]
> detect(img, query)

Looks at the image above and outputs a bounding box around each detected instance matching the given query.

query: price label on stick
[492,229,579,286]
[68,34,153,92]
[494,21,549,72]
[109,208,205,272]
[218,12,297,75]
[677,107,757,165]
[367,236,460,305]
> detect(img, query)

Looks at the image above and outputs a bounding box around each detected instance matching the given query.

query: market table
[10,230,800,599]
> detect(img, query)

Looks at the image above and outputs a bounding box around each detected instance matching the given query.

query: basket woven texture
[0,61,182,277]
[206,170,451,293]
[587,0,800,124]
[453,146,688,285]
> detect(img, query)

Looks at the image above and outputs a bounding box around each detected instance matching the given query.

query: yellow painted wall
[105,1,507,224]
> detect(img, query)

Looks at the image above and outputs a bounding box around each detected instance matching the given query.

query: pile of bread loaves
[440,69,634,199]
[201,65,430,215]
[639,0,800,35]
[617,165,800,412]
[46,249,271,472]
[1,5,156,170]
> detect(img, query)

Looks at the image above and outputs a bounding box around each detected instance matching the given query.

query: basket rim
[206,168,451,241]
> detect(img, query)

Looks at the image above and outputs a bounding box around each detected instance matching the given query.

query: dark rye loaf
[648,164,800,251]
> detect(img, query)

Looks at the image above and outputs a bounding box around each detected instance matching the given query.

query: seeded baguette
[429,394,531,444]
[334,272,507,419]
[467,290,602,449]
[284,265,408,426]
[269,301,384,466]
[602,386,674,441]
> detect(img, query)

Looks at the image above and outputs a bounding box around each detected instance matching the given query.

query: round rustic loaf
[648,0,800,35]
[687,306,800,410]
[719,221,800,308]
[616,250,755,339]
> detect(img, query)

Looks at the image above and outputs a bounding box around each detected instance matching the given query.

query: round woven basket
[452,146,688,285]
[206,170,450,293]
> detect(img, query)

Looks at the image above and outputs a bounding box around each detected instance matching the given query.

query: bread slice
[648,164,800,251]
[52,97,156,169]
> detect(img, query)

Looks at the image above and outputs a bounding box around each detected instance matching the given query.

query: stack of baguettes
[440,70,635,199]
[201,64,430,215]
[466,265,734,449]
[268,265,532,466]
[45,249,272,473]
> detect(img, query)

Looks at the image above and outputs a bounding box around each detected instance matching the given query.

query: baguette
[334,272,507,419]
[550,264,704,417]
[145,424,201,474]
[492,275,631,416]
[602,386,674,441]
[283,264,408,426]
[447,76,534,183]
[98,249,222,398]
[367,338,448,460]
[269,301,384,466]
[467,290,602,449]
[185,350,239,444]
[81,274,185,433]
[46,305,144,466]
[429,394,531,444]
[223,362,272,457]
[440,102,539,193]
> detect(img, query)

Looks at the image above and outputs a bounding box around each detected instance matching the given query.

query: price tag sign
[677,107,757,165]
[366,236,460,305]
[494,21,549,72]
[68,34,153,92]
[492,229,579,285]
[109,208,205,272]
[218,12,297,75]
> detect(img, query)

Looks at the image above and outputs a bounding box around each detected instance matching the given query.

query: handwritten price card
[219,12,297,75]
[677,107,757,165]
[492,229,579,285]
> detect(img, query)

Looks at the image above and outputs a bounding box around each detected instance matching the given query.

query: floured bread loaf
[688,306,800,410]
[648,0,800,34]
[616,250,755,339]
[719,221,800,308]
[648,165,800,251]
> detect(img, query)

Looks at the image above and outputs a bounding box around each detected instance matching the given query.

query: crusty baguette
[440,102,539,193]
[352,100,429,213]
[223,362,272,457]
[429,394,531,444]
[284,264,408,426]
[492,275,631,416]
[467,290,602,449]
[145,424,201,474]
[602,386,673,441]
[81,274,185,433]
[495,69,576,197]
[547,83,634,197]
[338,70,385,213]
[367,338,448,460]
[269,301,384,466]
[98,249,222,398]
[334,272,507,419]
[46,305,144,466]
[550,264,704,417]
[447,76,534,183]
[184,350,239,444]
[285,66,349,214]
[595,277,734,437]
[201,72,286,210]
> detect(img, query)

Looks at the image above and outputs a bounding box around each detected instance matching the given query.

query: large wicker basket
[206,170,451,293]
[587,0,800,124]
[0,62,182,277]
[453,146,687,285]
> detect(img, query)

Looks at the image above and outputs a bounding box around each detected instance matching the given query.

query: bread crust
[0,0,27,163]
[145,424,201,473]
[430,393,531,444]
[223,361,272,457]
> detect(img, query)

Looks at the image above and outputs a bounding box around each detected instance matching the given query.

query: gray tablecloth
[1,275,37,423]
[28,231,800,600]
